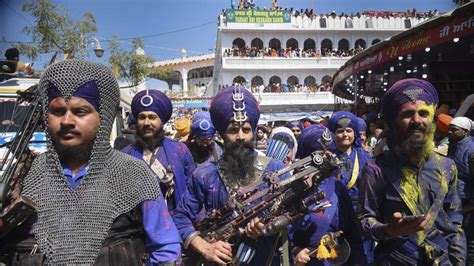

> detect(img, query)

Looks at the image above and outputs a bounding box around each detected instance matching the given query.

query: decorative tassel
[316,234,338,260]
[316,240,331,260]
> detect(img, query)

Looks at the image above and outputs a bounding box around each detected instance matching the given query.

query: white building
[210,8,431,113]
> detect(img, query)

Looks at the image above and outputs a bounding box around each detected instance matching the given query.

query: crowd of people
[1,60,473,266]
[223,46,364,58]
[218,81,332,94]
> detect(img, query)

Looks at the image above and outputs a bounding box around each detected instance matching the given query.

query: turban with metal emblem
[191,111,216,137]
[296,125,336,159]
[328,111,362,148]
[210,86,260,136]
[382,78,439,125]
[131,89,173,124]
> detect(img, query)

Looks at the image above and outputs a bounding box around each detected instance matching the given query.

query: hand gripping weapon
[0,85,41,237]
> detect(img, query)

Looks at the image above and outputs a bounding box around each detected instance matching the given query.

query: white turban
[449,117,473,131]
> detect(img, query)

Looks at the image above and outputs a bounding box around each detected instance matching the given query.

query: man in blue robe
[359,78,466,264]
[122,89,196,212]
[172,86,288,265]
[291,125,366,266]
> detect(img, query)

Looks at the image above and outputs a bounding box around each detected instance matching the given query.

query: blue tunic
[172,155,288,265]
[63,164,182,264]
[448,136,474,203]
[289,176,366,266]
[359,150,466,265]
[122,137,196,212]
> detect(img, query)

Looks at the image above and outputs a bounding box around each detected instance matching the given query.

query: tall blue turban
[210,86,260,137]
[382,78,438,126]
[131,89,173,124]
[296,125,336,159]
[355,117,367,132]
[191,111,216,138]
[328,111,362,148]
[285,120,304,131]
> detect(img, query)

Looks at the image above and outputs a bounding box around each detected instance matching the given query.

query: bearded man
[122,89,195,212]
[172,86,288,265]
[185,111,223,166]
[358,78,466,264]
[0,60,181,265]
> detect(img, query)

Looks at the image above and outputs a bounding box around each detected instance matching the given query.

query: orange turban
[436,113,453,134]
[175,117,191,138]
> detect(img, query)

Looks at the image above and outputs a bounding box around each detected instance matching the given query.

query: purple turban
[296,125,336,159]
[191,111,216,137]
[355,117,367,132]
[131,89,173,124]
[285,120,304,131]
[210,86,260,136]
[328,111,362,148]
[382,78,438,125]
[47,80,101,113]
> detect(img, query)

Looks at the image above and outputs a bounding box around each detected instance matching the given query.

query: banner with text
[226,9,291,23]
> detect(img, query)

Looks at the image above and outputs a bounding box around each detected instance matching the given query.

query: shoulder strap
[346,152,359,189]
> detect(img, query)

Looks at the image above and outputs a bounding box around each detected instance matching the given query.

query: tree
[108,36,156,87]
[16,0,97,62]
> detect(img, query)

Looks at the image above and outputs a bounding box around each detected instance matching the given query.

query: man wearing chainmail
[0,60,181,265]
[122,89,196,212]
[172,86,289,265]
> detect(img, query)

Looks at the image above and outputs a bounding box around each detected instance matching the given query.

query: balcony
[222,57,349,70]
[253,91,343,112]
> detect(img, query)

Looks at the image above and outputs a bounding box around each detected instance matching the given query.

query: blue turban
[131,89,173,124]
[191,111,216,137]
[47,80,101,113]
[382,78,438,125]
[296,125,336,159]
[210,86,260,136]
[328,111,362,148]
[285,120,304,131]
[355,117,367,132]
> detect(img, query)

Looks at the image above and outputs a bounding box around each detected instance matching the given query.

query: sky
[0,0,456,89]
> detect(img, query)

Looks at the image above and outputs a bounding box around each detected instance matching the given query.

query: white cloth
[450,117,473,131]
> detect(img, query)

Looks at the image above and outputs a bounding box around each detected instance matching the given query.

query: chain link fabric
[22,60,160,264]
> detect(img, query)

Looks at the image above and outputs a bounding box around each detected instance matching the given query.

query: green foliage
[108,36,155,87]
[148,66,173,82]
[17,0,97,61]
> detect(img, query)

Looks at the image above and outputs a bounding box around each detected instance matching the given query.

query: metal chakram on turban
[131,89,173,124]
[328,111,362,148]
[210,86,260,136]
[191,111,216,137]
[296,125,336,159]
[382,78,439,124]
[22,60,160,264]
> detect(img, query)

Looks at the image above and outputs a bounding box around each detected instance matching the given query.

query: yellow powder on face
[416,101,437,159]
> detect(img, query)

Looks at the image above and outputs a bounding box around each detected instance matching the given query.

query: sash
[346,152,359,189]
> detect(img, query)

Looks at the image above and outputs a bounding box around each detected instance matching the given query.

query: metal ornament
[403,87,423,102]
[232,86,248,124]
[199,120,211,131]
[140,89,154,107]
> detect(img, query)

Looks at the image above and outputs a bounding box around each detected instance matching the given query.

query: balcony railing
[253,91,335,105]
[223,57,349,69]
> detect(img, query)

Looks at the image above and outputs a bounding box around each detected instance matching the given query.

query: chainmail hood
[22,60,160,264]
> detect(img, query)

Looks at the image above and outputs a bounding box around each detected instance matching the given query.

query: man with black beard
[122,89,195,212]
[358,78,466,264]
[0,60,181,265]
[185,111,223,166]
[172,86,288,265]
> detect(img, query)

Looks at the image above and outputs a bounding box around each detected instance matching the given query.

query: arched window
[233,76,246,85]
[304,76,316,86]
[321,75,332,84]
[269,75,281,85]
[286,38,299,49]
[338,39,349,51]
[355,39,367,49]
[251,38,264,49]
[287,76,299,86]
[251,76,264,86]
[321,39,333,51]
[232,38,246,49]
[303,38,316,50]
[269,38,281,50]
[371,39,381,45]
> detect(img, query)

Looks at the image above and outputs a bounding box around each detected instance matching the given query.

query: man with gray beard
[172,86,288,265]
[358,78,466,264]
[0,60,181,265]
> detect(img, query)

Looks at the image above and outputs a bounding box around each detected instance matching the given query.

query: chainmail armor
[21,60,160,264]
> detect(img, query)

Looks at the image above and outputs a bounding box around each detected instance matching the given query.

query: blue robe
[122,137,196,212]
[448,136,474,203]
[289,176,366,266]
[172,155,288,265]
[359,150,466,265]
